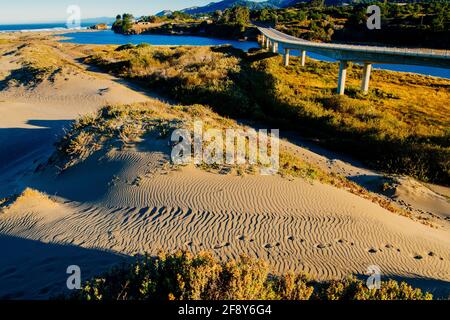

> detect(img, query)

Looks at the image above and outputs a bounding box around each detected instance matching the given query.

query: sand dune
[1,146,450,298]
[0,35,449,299]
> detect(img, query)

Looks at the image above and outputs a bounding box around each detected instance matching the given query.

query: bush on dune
[68,251,432,301]
[83,45,450,185]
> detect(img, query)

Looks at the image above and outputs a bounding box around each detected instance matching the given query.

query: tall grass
[84,45,450,185]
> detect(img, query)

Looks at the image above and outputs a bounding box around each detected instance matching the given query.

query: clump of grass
[52,101,418,223]
[115,43,136,51]
[67,251,432,301]
[316,276,433,300]
[1,43,70,88]
[53,102,184,171]
[0,188,52,213]
[84,45,450,185]
[84,45,257,117]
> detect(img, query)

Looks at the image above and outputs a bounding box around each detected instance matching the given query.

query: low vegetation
[53,101,415,223]
[83,44,450,186]
[0,41,72,88]
[0,188,51,213]
[67,251,432,301]
[253,1,450,48]
[112,1,449,48]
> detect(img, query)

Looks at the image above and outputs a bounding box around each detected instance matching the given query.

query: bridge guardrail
[259,27,450,60]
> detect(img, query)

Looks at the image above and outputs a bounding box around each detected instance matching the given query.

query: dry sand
[0,34,449,299]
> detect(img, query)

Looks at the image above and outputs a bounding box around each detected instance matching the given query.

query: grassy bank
[67,251,432,301]
[84,44,450,185]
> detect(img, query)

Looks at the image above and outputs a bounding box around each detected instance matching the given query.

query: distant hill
[164,0,422,16]
[155,10,173,17]
[181,0,299,15]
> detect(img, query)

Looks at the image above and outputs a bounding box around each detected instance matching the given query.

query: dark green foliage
[112,13,135,34]
[68,251,432,301]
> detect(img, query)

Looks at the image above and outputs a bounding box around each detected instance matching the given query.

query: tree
[310,0,325,8]
[121,13,134,33]
[112,13,134,34]
[212,10,223,22]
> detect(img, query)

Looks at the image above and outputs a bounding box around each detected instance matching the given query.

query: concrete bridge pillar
[361,63,372,94]
[261,34,266,48]
[337,60,348,95]
[272,41,278,54]
[284,48,290,66]
[301,50,307,67]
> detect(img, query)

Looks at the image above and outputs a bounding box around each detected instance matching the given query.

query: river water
[57,30,450,79]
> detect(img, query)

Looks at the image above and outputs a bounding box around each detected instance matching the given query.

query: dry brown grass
[83,45,450,184]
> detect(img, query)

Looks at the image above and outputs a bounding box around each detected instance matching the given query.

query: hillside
[182,0,297,15]
[179,0,424,15]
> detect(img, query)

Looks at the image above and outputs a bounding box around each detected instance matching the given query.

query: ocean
[0,22,108,33]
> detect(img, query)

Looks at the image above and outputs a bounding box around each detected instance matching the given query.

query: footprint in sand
[413,254,423,260]
[368,248,378,254]
[264,242,280,249]
[237,235,254,242]
[214,242,230,250]
[98,87,110,95]
[316,243,331,249]
[186,241,203,248]
[287,236,294,241]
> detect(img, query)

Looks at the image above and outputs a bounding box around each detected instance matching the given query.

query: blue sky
[0,0,258,24]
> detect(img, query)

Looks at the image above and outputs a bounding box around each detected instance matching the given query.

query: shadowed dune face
[0,235,129,300]
[0,120,71,171]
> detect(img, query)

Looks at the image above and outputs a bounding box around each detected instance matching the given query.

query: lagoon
[60,30,450,79]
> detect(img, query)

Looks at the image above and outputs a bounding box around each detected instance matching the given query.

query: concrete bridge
[258,27,450,95]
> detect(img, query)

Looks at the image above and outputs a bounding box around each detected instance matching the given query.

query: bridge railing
[259,27,450,59]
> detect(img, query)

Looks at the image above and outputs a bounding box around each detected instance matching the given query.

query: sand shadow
[0,119,72,171]
[0,234,130,300]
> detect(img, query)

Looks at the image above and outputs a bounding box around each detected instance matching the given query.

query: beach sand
[0,33,449,299]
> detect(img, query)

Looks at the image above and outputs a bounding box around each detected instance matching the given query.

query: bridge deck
[259,27,450,69]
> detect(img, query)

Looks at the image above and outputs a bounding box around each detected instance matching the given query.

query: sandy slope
[0,35,449,299]
[0,39,149,197]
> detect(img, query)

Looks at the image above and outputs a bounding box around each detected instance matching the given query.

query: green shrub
[68,251,432,301]
[316,276,432,301]
[115,43,136,51]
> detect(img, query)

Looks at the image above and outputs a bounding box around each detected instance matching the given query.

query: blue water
[2,26,440,79]
[60,30,259,52]
[278,44,450,79]
[60,31,450,79]
[0,23,98,32]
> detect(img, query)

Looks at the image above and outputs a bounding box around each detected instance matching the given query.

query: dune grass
[83,44,450,185]
[0,41,79,88]
[67,250,432,301]
[52,101,415,223]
